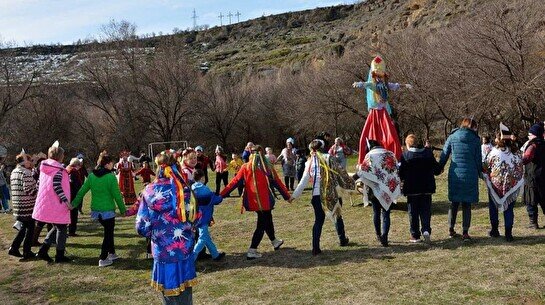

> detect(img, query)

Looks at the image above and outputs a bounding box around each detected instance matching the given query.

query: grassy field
[1,157,545,305]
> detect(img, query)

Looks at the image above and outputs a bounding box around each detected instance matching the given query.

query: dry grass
[1,158,545,304]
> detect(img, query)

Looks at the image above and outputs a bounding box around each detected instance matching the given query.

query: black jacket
[399,148,440,196]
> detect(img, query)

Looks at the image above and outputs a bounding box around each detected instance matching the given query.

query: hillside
[3,0,484,81]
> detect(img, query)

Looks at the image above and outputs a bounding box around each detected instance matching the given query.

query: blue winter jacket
[191,182,223,228]
[439,128,482,203]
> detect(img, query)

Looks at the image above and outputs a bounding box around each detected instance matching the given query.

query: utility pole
[218,12,224,26]
[235,11,241,23]
[227,11,233,24]
[192,9,198,30]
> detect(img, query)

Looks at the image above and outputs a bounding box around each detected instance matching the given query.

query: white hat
[286,138,295,144]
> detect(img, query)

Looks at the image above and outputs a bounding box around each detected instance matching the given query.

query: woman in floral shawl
[355,139,401,247]
[135,150,199,304]
[483,124,524,242]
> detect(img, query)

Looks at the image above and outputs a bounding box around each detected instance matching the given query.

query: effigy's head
[370,56,388,81]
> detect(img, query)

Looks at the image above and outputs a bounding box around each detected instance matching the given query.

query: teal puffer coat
[439,128,482,203]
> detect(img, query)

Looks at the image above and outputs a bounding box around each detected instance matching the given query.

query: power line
[227,11,233,25]
[191,9,198,30]
[235,11,241,23]
[218,12,224,26]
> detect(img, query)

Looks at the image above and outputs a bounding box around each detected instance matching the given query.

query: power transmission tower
[235,11,241,23]
[192,9,198,30]
[227,11,233,24]
[218,12,224,26]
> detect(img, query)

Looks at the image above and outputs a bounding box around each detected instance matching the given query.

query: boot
[505,227,514,242]
[380,235,389,247]
[32,226,43,247]
[528,215,539,229]
[55,249,73,263]
[37,243,53,263]
[489,226,500,238]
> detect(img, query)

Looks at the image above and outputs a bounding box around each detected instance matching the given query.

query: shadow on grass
[195,234,545,274]
[350,201,510,214]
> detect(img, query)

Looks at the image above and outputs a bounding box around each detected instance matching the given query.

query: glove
[352,81,364,88]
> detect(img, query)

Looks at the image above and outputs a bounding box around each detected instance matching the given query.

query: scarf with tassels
[309,152,355,222]
[158,164,198,223]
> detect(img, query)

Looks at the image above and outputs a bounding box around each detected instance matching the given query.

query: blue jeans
[1,185,10,210]
[407,194,432,238]
[489,195,515,230]
[371,196,391,237]
[310,196,347,251]
[193,226,219,261]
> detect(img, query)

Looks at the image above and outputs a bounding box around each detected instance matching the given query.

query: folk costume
[356,143,401,246]
[354,56,408,163]
[292,141,355,254]
[483,124,524,240]
[135,152,199,301]
[116,151,137,205]
[220,148,290,259]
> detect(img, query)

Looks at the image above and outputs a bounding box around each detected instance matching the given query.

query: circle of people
[2,56,545,305]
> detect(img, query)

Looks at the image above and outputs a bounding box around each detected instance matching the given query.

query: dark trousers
[448,202,472,233]
[310,196,347,251]
[11,218,35,255]
[525,186,545,222]
[163,287,192,305]
[204,170,209,185]
[215,172,228,195]
[98,217,115,260]
[69,208,79,235]
[489,197,515,230]
[284,177,295,190]
[250,210,275,249]
[407,194,432,238]
[372,196,391,237]
[44,224,68,251]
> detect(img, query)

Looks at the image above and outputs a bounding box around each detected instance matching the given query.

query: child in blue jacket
[192,169,225,261]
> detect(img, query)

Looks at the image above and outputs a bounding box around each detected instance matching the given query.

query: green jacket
[71,169,126,214]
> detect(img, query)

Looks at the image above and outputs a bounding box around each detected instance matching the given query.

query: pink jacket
[32,159,71,224]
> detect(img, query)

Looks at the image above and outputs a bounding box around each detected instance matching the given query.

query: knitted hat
[195,146,203,152]
[529,123,544,137]
[69,158,81,167]
[286,138,295,145]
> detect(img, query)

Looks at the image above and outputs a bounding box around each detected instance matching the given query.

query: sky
[0,0,349,46]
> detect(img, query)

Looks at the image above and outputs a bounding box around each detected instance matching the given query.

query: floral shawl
[484,147,524,211]
[357,147,401,211]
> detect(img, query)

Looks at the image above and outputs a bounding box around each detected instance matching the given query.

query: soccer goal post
[148,141,188,169]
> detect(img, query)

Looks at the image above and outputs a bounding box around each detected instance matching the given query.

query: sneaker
[489,229,500,238]
[462,233,472,241]
[271,239,284,250]
[246,248,262,260]
[312,249,322,256]
[12,221,22,231]
[212,252,226,261]
[409,236,421,243]
[146,253,152,259]
[423,231,431,243]
[107,253,119,261]
[449,229,459,238]
[505,235,514,242]
[98,258,113,267]
[8,247,23,258]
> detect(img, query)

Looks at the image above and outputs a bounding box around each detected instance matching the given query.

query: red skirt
[358,108,402,164]
[119,170,137,205]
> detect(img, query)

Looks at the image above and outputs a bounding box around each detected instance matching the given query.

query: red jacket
[220,159,290,212]
[135,167,155,184]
